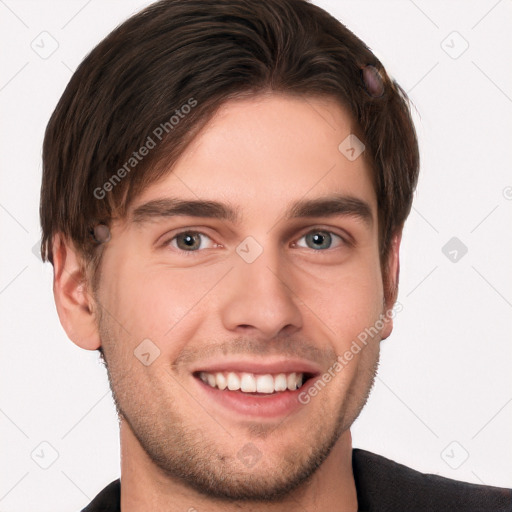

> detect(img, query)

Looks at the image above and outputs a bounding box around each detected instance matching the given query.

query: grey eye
[296,231,342,250]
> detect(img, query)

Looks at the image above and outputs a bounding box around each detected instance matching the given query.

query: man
[39,0,511,510]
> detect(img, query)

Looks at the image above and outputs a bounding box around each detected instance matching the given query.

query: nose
[219,241,303,339]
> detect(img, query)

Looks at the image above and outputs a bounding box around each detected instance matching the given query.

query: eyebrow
[130,194,373,227]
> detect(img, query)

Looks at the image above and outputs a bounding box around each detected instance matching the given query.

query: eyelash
[161,228,351,256]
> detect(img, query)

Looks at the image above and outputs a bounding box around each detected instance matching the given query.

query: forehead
[128,93,376,224]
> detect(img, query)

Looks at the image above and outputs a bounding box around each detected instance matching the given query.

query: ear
[381,230,402,340]
[52,233,101,350]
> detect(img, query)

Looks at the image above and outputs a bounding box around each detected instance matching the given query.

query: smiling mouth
[193,370,316,395]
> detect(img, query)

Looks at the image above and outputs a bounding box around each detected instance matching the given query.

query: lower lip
[194,376,316,419]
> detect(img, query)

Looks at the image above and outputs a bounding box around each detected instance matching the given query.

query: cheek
[314,265,384,394]
[105,260,226,350]
[100,235,384,353]
[305,255,385,340]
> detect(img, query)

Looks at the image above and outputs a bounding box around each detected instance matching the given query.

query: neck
[120,421,358,512]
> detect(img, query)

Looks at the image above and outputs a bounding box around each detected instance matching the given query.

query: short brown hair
[40,0,419,295]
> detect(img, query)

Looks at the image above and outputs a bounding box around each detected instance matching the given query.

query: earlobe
[52,233,101,351]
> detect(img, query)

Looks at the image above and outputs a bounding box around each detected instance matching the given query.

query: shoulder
[81,478,120,512]
[352,448,512,512]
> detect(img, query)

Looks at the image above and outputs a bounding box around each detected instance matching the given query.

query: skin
[52,93,401,512]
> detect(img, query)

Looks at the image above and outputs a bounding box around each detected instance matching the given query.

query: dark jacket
[81,448,512,511]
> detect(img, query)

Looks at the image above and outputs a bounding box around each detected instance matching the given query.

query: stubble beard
[97,311,379,502]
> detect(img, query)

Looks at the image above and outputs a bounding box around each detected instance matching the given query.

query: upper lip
[191,358,322,376]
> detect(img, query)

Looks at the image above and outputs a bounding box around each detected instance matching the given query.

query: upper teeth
[198,371,304,393]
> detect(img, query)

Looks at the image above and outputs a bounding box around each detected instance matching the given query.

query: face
[92,93,394,500]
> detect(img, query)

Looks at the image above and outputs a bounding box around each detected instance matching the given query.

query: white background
[0,1,511,510]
